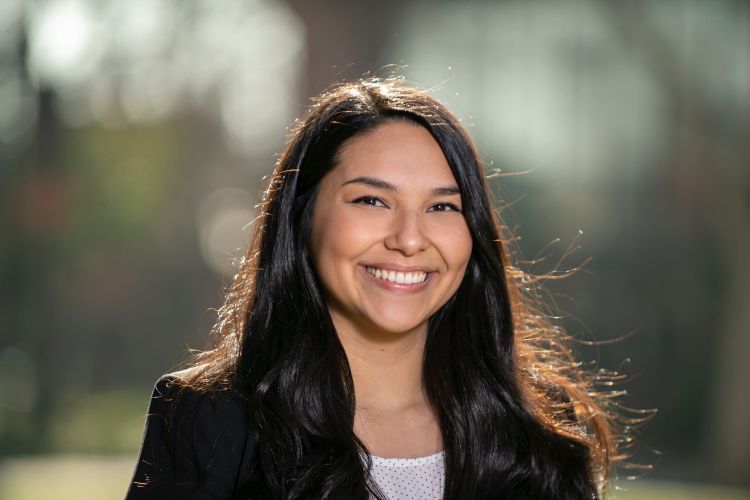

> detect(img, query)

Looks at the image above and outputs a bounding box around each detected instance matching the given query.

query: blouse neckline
[369,450,445,466]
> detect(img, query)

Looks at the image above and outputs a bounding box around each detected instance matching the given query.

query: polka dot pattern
[367,451,445,500]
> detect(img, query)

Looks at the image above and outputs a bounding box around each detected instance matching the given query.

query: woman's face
[309,120,473,339]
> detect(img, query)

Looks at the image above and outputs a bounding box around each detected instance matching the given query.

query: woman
[126,77,624,499]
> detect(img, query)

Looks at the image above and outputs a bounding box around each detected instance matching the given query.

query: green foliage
[47,389,146,454]
[60,124,183,263]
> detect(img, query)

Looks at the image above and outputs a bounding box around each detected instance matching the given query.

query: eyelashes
[352,195,387,207]
[429,202,461,213]
[351,196,462,213]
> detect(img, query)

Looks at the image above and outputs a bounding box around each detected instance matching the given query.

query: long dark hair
[182,77,626,498]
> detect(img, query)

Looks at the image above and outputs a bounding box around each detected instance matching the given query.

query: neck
[332,315,429,412]
[330,313,444,457]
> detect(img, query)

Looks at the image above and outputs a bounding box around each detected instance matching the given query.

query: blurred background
[0,0,748,498]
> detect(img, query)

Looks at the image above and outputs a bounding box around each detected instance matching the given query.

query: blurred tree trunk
[599,1,750,483]
[285,0,406,101]
[708,147,750,482]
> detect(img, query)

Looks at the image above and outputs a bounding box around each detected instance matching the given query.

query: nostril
[385,222,429,255]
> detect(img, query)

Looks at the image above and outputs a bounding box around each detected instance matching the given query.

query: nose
[384,210,428,256]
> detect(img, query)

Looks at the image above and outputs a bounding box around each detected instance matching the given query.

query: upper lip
[362,263,435,273]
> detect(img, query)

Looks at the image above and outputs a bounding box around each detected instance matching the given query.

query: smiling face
[309,120,473,340]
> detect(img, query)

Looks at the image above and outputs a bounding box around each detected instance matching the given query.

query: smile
[365,266,429,284]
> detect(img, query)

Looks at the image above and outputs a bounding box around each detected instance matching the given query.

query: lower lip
[359,266,433,293]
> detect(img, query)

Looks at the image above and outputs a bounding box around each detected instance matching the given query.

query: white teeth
[365,267,428,284]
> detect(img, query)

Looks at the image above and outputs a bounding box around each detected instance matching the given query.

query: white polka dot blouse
[367,451,445,500]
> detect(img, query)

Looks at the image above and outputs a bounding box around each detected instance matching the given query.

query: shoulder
[126,369,256,499]
[147,369,249,447]
[154,368,247,425]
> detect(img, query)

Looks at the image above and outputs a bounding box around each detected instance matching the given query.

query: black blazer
[126,372,374,500]
[125,372,261,499]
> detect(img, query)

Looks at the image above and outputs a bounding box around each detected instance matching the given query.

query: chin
[368,318,429,337]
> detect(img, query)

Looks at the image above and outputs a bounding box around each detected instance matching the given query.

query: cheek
[441,223,473,271]
[310,210,380,272]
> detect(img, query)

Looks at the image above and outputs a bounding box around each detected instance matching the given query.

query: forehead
[331,121,457,186]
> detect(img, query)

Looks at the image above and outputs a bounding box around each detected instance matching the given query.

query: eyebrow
[341,176,460,196]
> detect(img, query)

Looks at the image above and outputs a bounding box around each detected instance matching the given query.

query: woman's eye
[429,202,462,213]
[352,196,387,207]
